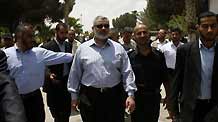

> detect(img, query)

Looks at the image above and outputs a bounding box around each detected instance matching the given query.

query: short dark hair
[198,11,217,24]
[15,23,33,40]
[2,33,12,39]
[170,28,181,34]
[55,22,68,31]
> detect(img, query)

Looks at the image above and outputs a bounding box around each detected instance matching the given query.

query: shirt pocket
[112,54,122,69]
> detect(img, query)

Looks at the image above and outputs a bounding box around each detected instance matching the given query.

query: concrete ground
[43,85,171,122]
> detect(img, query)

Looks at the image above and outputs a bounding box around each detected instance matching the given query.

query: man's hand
[125,96,135,113]
[49,73,60,84]
[71,100,79,112]
[50,73,56,80]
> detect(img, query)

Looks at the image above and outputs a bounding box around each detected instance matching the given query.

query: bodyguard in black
[129,24,170,122]
[42,23,72,122]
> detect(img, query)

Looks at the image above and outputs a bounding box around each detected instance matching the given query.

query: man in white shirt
[151,29,168,50]
[67,27,81,55]
[160,28,183,71]
[160,28,183,120]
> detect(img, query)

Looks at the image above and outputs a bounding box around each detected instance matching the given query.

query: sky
[69,0,147,31]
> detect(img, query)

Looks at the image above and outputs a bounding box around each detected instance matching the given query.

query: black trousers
[50,108,70,122]
[167,68,175,80]
[21,89,45,122]
[131,91,161,122]
[79,83,125,122]
[46,76,71,122]
[193,99,216,122]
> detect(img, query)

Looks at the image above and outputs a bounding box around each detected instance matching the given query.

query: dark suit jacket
[42,40,72,111]
[169,40,218,122]
[0,73,26,122]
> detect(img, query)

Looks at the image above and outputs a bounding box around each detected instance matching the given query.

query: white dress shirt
[151,39,169,50]
[160,41,183,69]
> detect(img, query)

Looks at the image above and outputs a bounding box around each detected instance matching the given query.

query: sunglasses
[95,24,109,29]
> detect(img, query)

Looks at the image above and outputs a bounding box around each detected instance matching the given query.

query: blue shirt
[199,40,215,99]
[4,45,73,94]
[68,39,137,100]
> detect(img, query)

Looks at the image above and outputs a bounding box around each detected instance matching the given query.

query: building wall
[209,0,218,14]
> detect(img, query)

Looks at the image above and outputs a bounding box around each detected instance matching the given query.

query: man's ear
[196,24,200,30]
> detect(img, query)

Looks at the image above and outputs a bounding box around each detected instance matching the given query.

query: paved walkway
[43,85,171,122]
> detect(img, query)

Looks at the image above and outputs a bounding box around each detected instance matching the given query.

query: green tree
[35,23,54,44]
[0,27,10,37]
[167,15,188,33]
[140,0,159,30]
[0,0,75,32]
[185,0,197,25]
[138,0,185,30]
[68,17,83,33]
[112,11,137,32]
[0,26,10,47]
[64,0,75,25]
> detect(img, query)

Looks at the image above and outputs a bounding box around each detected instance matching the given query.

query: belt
[136,83,160,93]
[196,99,214,104]
[80,83,122,93]
[167,68,175,74]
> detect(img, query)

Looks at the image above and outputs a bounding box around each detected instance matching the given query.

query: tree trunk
[185,0,197,42]
[64,0,75,26]
[185,0,197,24]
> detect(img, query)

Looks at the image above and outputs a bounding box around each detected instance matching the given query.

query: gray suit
[169,40,218,122]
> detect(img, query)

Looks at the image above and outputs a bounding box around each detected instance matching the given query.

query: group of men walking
[1,11,218,122]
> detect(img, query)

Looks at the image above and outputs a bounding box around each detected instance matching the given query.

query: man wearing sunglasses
[68,16,137,122]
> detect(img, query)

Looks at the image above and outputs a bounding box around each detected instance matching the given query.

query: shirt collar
[157,39,167,44]
[14,43,32,53]
[199,39,216,49]
[54,37,65,46]
[170,41,183,48]
[88,38,111,47]
[14,43,19,50]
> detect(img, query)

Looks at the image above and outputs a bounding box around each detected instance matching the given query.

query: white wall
[209,0,218,14]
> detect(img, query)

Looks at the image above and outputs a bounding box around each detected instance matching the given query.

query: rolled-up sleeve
[67,48,83,100]
[121,49,137,96]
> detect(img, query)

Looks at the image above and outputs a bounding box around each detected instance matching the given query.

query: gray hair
[93,16,109,26]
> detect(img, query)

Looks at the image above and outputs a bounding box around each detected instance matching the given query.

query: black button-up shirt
[129,49,168,93]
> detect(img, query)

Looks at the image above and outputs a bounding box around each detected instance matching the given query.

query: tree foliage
[167,15,188,33]
[139,0,185,30]
[112,11,137,32]
[139,0,160,30]
[35,24,54,44]
[64,0,75,25]
[0,27,10,37]
[0,0,75,32]
[68,17,83,33]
